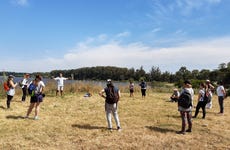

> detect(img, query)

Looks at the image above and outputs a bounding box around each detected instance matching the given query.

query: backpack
[203,91,211,103]
[140,82,146,89]
[105,86,119,104]
[28,83,36,96]
[178,90,192,108]
[3,82,10,91]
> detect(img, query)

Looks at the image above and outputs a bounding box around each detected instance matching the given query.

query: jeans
[194,101,207,118]
[105,102,120,129]
[180,111,192,132]
[218,96,224,113]
[21,87,27,101]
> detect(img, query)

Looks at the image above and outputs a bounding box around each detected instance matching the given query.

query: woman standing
[21,74,30,102]
[6,75,18,109]
[25,75,45,120]
[216,81,226,114]
[193,83,208,119]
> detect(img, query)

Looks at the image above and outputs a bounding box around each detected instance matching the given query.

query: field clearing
[0,91,229,149]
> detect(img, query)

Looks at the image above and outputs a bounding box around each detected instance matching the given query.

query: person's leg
[34,102,40,119]
[186,111,192,132]
[194,101,202,118]
[21,88,26,101]
[112,103,121,129]
[26,103,35,117]
[179,111,186,133]
[6,95,13,109]
[201,102,207,119]
[105,103,112,129]
[218,96,224,113]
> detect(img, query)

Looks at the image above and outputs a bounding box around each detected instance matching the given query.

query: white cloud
[1,35,230,73]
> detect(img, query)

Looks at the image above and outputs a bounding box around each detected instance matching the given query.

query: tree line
[1,62,230,88]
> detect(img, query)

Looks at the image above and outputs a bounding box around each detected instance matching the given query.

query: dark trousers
[141,89,146,97]
[218,96,224,113]
[7,95,13,108]
[194,101,207,118]
[180,111,192,131]
[22,87,27,101]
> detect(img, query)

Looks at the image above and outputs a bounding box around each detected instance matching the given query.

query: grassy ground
[0,91,229,150]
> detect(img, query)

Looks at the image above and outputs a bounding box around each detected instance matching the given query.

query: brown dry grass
[0,90,229,150]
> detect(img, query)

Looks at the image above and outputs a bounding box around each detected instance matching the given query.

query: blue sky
[0,0,230,73]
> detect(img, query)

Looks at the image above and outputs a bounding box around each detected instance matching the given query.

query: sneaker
[108,128,112,131]
[34,116,39,120]
[176,131,185,134]
[186,129,192,132]
[24,116,29,119]
[117,127,122,131]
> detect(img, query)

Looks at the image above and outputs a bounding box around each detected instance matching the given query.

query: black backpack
[105,86,119,104]
[203,91,211,103]
[178,90,192,108]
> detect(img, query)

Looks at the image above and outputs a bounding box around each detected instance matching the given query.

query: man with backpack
[99,79,121,131]
[177,80,194,134]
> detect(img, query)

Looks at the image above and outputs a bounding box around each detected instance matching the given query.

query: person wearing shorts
[54,73,68,96]
[25,75,45,120]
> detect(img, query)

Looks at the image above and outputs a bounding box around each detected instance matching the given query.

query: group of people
[4,74,45,120]
[3,73,69,120]
[175,80,227,134]
[129,80,147,98]
[3,74,227,133]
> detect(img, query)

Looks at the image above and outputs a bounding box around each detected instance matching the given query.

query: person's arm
[9,80,17,88]
[222,87,226,98]
[99,89,106,99]
[118,90,121,99]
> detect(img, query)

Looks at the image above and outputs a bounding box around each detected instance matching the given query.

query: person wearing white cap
[6,75,18,109]
[99,79,121,131]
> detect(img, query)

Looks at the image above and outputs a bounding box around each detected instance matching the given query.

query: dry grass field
[0,90,229,149]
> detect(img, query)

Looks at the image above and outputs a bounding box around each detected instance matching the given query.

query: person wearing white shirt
[54,73,68,96]
[216,81,226,114]
[21,74,30,102]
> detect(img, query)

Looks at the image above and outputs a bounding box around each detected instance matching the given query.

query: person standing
[25,75,45,120]
[139,80,147,99]
[54,73,68,96]
[177,80,194,134]
[99,79,121,131]
[216,81,226,114]
[21,74,30,102]
[205,80,215,109]
[6,75,18,109]
[129,81,134,98]
[193,83,209,119]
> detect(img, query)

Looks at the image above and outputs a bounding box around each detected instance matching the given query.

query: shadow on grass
[6,115,25,120]
[146,126,176,133]
[0,106,6,109]
[72,124,106,130]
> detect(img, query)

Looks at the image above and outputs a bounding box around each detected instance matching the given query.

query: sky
[0,0,230,73]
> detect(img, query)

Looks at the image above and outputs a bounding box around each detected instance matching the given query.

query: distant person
[21,73,30,102]
[129,81,134,98]
[99,79,121,131]
[170,88,180,102]
[54,73,68,96]
[193,83,210,119]
[216,81,226,114]
[6,75,18,109]
[25,75,45,120]
[177,80,194,134]
[139,80,147,98]
[205,80,215,109]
